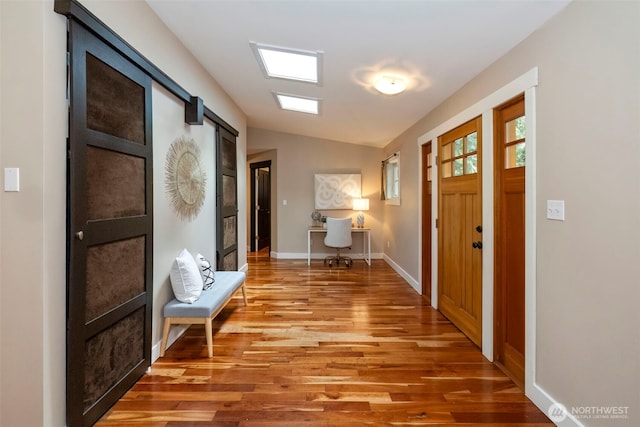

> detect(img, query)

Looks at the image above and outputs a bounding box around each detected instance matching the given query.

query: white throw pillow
[195,253,215,290]
[169,248,203,303]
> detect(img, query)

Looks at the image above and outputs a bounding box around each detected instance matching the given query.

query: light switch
[4,168,19,192]
[546,200,565,221]
[283,199,288,206]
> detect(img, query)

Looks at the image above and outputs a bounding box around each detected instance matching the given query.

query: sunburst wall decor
[165,135,206,221]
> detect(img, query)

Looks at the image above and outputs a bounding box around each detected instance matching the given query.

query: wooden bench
[160,271,248,358]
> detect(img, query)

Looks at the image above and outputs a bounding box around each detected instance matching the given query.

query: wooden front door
[494,95,526,386]
[66,21,153,426]
[421,143,433,302]
[437,117,483,347]
[216,126,238,270]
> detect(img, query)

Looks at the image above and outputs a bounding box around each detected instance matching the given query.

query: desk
[307,227,371,266]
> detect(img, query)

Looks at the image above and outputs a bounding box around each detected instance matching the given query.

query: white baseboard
[151,324,189,363]
[528,382,584,427]
[272,251,384,260]
[382,254,420,294]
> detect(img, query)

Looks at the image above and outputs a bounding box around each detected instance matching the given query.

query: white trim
[417,67,538,145]
[416,67,540,399]
[481,110,494,362]
[529,383,585,427]
[273,251,384,260]
[383,254,420,294]
[524,86,538,396]
[151,325,188,363]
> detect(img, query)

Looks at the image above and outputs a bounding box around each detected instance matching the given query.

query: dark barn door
[216,126,238,270]
[66,21,153,427]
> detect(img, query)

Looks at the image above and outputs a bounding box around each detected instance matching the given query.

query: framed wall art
[314,173,361,210]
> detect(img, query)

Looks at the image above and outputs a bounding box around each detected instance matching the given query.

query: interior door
[257,168,271,251]
[421,143,433,302]
[437,117,483,347]
[216,126,238,270]
[67,21,153,426]
[494,95,526,386]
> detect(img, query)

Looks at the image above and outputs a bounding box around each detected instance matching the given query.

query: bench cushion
[163,271,246,318]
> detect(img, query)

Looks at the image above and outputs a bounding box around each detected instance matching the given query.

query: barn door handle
[75,231,84,241]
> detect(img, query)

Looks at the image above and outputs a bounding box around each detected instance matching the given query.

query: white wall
[0,0,247,425]
[384,1,640,425]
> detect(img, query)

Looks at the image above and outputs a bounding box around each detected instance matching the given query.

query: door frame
[417,68,538,396]
[420,143,432,302]
[250,160,272,252]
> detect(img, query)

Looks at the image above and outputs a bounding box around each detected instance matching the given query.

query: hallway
[96,256,552,426]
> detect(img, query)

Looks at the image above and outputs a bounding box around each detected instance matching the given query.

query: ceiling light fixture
[274,92,320,115]
[250,41,323,85]
[374,75,406,95]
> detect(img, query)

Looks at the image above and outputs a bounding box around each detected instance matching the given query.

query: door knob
[75,231,84,241]
[476,225,482,233]
[472,241,483,249]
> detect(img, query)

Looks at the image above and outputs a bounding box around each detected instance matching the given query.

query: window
[441,131,478,178]
[505,115,526,168]
[382,153,400,205]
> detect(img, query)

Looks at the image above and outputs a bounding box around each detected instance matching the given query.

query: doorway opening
[250,160,271,254]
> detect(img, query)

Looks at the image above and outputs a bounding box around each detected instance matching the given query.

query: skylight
[274,93,320,115]
[251,42,322,84]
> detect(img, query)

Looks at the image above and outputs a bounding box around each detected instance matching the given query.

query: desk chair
[323,217,353,268]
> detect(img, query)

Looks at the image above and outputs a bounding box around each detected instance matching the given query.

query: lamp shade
[352,198,370,211]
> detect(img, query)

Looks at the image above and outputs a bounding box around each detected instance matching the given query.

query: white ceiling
[146,0,570,148]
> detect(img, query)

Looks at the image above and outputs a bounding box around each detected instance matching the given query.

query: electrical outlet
[546,200,565,221]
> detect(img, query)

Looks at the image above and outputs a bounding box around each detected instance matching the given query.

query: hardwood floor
[96,255,552,426]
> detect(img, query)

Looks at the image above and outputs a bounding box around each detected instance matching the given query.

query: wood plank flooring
[95,255,552,426]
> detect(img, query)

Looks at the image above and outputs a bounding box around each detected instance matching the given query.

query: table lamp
[352,198,370,228]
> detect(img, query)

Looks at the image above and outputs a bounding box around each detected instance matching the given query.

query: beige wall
[247,128,385,261]
[384,1,640,425]
[151,83,218,354]
[0,0,247,425]
[1,1,67,425]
